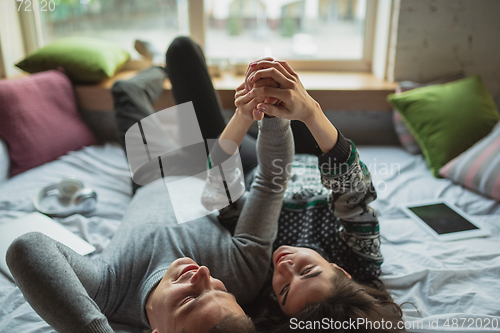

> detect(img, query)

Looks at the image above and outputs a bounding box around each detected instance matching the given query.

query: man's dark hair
[208,313,257,333]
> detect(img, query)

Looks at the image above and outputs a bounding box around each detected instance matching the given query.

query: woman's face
[272,246,351,316]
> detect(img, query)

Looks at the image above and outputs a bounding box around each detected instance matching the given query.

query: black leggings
[165,37,260,177]
[111,36,317,193]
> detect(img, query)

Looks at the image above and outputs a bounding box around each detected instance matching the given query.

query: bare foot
[134,40,165,66]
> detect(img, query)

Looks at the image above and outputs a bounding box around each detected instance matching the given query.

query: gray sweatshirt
[6,117,294,333]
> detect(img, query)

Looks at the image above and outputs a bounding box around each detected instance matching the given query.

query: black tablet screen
[408,203,478,235]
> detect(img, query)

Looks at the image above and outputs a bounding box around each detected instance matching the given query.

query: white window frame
[14,0,378,74]
[281,0,377,72]
[193,0,378,72]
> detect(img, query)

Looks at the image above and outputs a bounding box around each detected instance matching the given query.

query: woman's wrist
[301,101,323,128]
[302,104,339,154]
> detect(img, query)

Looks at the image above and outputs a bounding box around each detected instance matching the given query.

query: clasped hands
[234,57,321,124]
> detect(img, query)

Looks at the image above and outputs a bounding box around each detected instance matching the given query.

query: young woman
[203,58,405,331]
[254,59,407,331]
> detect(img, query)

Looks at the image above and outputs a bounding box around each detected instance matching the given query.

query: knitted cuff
[209,140,236,169]
[85,318,115,333]
[258,117,290,133]
[317,130,351,166]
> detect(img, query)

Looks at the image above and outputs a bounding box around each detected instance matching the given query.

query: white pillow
[0,138,10,182]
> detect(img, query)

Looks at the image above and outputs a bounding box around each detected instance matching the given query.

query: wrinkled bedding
[359,147,500,332]
[0,144,499,332]
[0,144,141,333]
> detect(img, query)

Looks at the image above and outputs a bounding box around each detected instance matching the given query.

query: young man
[6,38,294,333]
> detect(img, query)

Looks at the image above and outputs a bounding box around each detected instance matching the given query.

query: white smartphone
[400,200,490,241]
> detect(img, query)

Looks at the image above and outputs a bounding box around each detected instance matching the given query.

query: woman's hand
[246,59,339,154]
[245,59,321,125]
[234,76,280,121]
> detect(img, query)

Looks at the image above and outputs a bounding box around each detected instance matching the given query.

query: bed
[0,143,143,333]
[0,141,499,332]
[359,147,500,332]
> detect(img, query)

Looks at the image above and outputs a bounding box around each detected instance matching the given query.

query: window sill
[75,70,397,112]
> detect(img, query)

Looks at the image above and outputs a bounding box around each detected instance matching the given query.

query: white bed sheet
[0,144,499,332]
[0,143,143,333]
[357,146,500,332]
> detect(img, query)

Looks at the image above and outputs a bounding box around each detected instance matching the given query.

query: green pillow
[388,75,500,177]
[16,37,130,84]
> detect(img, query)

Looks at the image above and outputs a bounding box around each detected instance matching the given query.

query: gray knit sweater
[6,117,294,333]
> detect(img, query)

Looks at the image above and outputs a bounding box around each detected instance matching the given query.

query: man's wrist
[234,110,255,127]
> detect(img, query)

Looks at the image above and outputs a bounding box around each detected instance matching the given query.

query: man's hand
[234,77,280,121]
[245,57,281,111]
[244,59,321,124]
[245,59,339,154]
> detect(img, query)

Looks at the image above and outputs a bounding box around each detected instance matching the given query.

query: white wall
[391,0,500,107]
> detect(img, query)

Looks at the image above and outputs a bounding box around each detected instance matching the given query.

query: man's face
[148,257,245,333]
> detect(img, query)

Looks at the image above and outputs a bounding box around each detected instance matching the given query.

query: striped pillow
[393,106,421,155]
[439,121,500,201]
[392,81,423,154]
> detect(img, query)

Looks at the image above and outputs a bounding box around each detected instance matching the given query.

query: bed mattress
[0,144,499,332]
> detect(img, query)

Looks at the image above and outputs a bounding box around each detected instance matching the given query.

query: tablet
[400,200,490,241]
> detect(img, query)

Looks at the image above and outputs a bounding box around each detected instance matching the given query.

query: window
[30,0,376,71]
[204,0,375,71]
[206,0,369,60]
[39,0,190,57]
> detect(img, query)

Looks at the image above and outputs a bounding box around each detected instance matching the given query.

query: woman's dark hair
[254,272,405,333]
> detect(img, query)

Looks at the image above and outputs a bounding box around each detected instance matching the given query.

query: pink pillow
[0,70,97,176]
